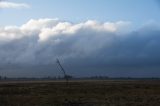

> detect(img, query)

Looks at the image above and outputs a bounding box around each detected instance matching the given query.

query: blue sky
[1,0,160,26]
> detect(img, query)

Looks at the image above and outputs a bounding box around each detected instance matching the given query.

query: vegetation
[0,80,160,106]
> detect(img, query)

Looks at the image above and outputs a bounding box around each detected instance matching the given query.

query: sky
[0,0,160,77]
[1,0,160,26]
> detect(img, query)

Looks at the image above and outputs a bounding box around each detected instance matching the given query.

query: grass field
[0,80,160,106]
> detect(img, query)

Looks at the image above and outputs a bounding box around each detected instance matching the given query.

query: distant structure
[56,58,71,84]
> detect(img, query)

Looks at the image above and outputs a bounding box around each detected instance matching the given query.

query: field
[0,80,160,106]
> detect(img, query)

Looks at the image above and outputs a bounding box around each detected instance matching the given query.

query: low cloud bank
[0,19,160,77]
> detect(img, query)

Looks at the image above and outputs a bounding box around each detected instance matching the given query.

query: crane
[56,58,71,84]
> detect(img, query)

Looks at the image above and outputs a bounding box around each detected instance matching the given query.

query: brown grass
[0,80,160,106]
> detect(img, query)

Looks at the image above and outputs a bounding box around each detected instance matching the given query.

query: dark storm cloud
[0,19,160,77]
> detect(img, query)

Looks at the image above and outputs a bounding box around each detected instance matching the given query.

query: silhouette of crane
[56,58,71,84]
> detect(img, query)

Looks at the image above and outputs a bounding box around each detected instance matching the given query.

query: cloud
[0,19,131,64]
[0,1,30,9]
[0,18,160,77]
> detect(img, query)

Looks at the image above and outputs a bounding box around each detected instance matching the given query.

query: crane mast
[56,59,69,83]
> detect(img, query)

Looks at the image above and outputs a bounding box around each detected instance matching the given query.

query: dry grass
[0,80,160,106]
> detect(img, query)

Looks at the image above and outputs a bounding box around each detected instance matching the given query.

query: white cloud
[0,18,160,77]
[0,18,130,41]
[0,18,131,64]
[0,1,30,9]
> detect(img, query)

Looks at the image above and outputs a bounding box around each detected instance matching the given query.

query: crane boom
[56,58,69,83]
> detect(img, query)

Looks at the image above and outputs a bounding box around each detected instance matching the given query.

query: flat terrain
[0,80,160,106]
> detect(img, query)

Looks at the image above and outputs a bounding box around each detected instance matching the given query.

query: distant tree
[4,76,7,80]
[65,75,73,79]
